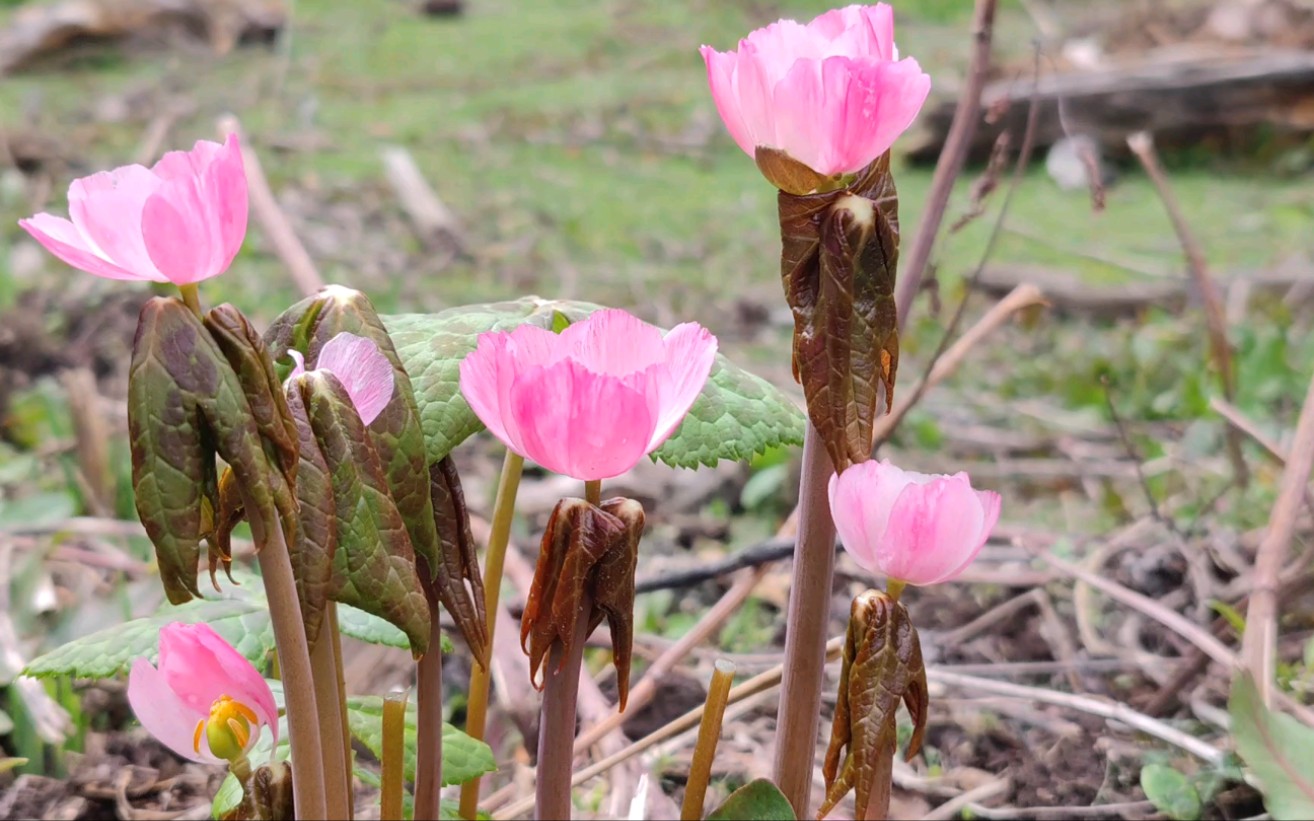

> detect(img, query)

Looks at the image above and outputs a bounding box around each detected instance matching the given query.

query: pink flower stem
[178,284,202,318]
[535,590,592,821]
[772,422,837,818]
[246,507,329,821]
[458,451,525,820]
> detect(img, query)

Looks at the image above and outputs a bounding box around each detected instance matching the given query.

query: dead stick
[873,284,1045,446]
[1126,131,1246,484]
[217,116,325,297]
[894,0,1000,328]
[1211,395,1314,516]
[1239,367,1314,705]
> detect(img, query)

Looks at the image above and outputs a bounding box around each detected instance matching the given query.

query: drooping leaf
[128,298,297,604]
[706,778,796,820]
[298,371,430,656]
[25,594,274,680]
[337,604,453,654]
[283,385,337,649]
[1140,763,1203,821]
[1229,672,1314,820]
[778,152,899,471]
[266,287,441,576]
[384,298,805,467]
[521,497,643,709]
[819,589,928,820]
[346,694,495,786]
[426,457,487,665]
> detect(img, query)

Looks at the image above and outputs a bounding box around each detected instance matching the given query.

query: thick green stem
[310,605,353,819]
[886,579,906,603]
[178,283,203,317]
[680,659,736,821]
[459,450,525,819]
[414,601,444,821]
[249,510,328,821]
[772,423,837,818]
[535,592,591,820]
[381,691,409,821]
[330,606,354,815]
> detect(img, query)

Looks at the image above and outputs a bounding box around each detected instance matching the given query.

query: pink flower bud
[459,308,718,481]
[18,135,248,285]
[127,622,277,764]
[700,4,931,185]
[828,459,1000,586]
[287,332,396,426]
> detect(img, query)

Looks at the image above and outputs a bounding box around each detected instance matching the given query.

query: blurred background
[1,0,1312,818]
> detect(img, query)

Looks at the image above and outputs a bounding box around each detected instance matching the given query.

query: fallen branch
[380,145,467,258]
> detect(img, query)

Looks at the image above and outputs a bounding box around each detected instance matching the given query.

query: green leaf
[1140,764,1202,820]
[384,298,804,467]
[707,778,796,820]
[1229,672,1314,820]
[346,695,494,787]
[337,604,453,654]
[24,594,274,680]
[211,772,245,820]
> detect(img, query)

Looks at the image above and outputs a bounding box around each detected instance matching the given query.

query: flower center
[193,694,259,762]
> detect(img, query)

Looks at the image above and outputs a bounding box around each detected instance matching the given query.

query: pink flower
[700,4,930,182]
[828,459,1000,586]
[287,332,396,426]
[127,622,277,764]
[459,309,718,481]
[18,135,248,284]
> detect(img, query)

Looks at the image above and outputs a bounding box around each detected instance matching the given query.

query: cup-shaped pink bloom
[127,622,277,764]
[700,4,931,183]
[287,332,396,426]
[829,459,1000,586]
[459,308,718,481]
[18,134,248,285]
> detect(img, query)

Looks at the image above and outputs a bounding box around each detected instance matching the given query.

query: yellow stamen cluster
[192,694,259,762]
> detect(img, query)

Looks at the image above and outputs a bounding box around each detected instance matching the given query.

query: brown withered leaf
[298,370,431,656]
[209,467,243,590]
[426,457,488,667]
[819,589,928,821]
[779,152,900,472]
[521,497,644,709]
[128,298,297,604]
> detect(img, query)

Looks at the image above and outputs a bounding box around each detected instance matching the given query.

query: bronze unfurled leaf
[819,589,928,821]
[128,298,297,605]
[251,760,295,821]
[778,152,900,472]
[521,497,644,708]
[297,370,431,657]
[426,457,488,667]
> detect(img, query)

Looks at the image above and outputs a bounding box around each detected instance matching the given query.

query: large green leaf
[1229,672,1314,820]
[346,695,495,787]
[384,298,805,468]
[707,779,795,820]
[24,594,274,680]
[337,605,453,654]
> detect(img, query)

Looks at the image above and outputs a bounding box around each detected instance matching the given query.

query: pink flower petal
[68,164,166,281]
[560,308,666,377]
[183,623,278,748]
[879,474,988,585]
[313,332,396,427]
[509,359,657,480]
[199,135,249,276]
[155,623,275,751]
[700,45,756,159]
[460,331,529,454]
[127,657,211,763]
[17,214,143,281]
[647,322,718,449]
[829,459,914,575]
[141,171,220,284]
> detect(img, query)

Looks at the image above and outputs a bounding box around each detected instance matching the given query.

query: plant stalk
[415,597,444,821]
[584,480,601,506]
[535,591,592,820]
[178,283,203,317]
[309,605,353,819]
[330,605,354,815]
[458,450,525,819]
[381,691,409,821]
[248,510,328,821]
[680,659,736,821]
[771,422,836,818]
